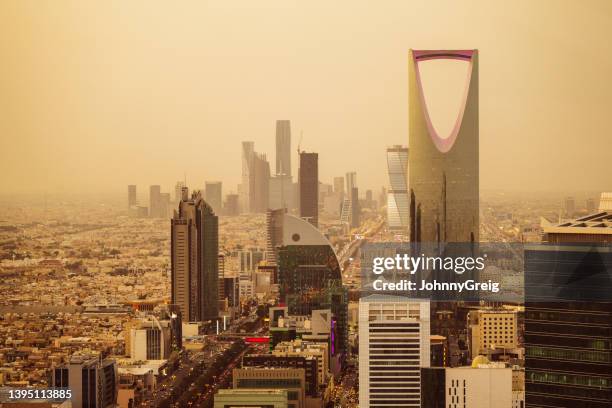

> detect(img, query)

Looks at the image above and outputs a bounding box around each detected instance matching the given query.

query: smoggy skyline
[1,1,611,195]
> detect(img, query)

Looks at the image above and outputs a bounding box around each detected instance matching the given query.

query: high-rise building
[408,50,479,243]
[359,296,431,408]
[170,189,219,322]
[53,354,117,408]
[149,185,161,218]
[346,172,357,193]
[563,196,576,217]
[174,181,185,203]
[276,214,348,367]
[387,145,410,231]
[269,174,293,210]
[240,141,270,213]
[240,141,255,212]
[224,193,239,216]
[127,185,137,208]
[205,181,223,214]
[266,208,286,265]
[351,186,360,228]
[524,211,612,407]
[276,120,292,177]
[299,152,318,227]
[333,176,345,196]
[252,152,271,212]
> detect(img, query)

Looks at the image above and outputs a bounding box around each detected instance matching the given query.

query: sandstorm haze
[1,0,611,196]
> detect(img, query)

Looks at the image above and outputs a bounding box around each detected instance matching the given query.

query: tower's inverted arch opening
[416,58,472,141]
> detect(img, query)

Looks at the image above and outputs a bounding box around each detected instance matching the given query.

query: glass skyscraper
[408,49,479,244]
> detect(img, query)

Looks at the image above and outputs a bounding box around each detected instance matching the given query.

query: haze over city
[1,0,611,195]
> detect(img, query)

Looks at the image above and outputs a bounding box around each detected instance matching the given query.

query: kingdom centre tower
[408,49,479,244]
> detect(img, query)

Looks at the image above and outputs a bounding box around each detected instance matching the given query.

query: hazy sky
[1,0,611,196]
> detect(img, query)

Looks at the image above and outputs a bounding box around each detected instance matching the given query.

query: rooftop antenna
[297,131,303,155]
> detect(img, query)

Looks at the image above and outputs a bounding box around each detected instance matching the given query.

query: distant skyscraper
[299,152,318,227]
[174,181,185,203]
[53,354,117,408]
[171,189,219,322]
[224,193,239,216]
[252,153,271,212]
[351,187,360,228]
[333,176,345,196]
[408,49,479,243]
[240,141,270,213]
[345,172,357,193]
[563,196,575,217]
[127,185,137,208]
[149,185,161,218]
[359,296,430,408]
[387,145,409,231]
[205,181,223,214]
[240,141,255,212]
[276,120,291,177]
[269,175,293,210]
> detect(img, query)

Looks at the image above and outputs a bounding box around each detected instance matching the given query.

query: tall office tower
[53,354,117,408]
[276,120,291,177]
[334,176,345,196]
[224,193,239,216]
[299,152,319,227]
[408,50,479,243]
[563,196,576,217]
[269,175,293,210]
[387,145,410,231]
[170,190,219,322]
[240,141,255,212]
[359,296,431,408]
[149,185,161,218]
[350,187,360,228]
[467,309,518,359]
[252,152,271,212]
[346,172,357,193]
[127,185,137,208]
[266,208,286,265]
[174,181,185,203]
[525,212,612,408]
[205,181,223,214]
[277,214,348,367]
